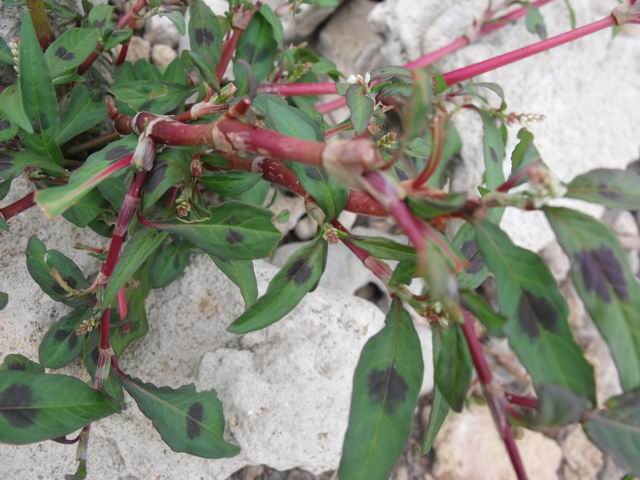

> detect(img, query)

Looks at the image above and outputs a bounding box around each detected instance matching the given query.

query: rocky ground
[1,0,640,479]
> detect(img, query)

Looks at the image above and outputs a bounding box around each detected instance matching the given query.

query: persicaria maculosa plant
[0,0,639,478]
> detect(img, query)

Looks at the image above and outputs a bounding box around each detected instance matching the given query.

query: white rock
[293,214,318,240]
[124,36,151,63]
[433,404,563,479]
[368,0,640,251]
[145,14,181,47]
[540,241,570,282]
[561,426,604,480]
[151,44,178,70]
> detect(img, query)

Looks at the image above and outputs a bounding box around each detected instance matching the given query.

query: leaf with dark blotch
[0,355,44,374]
[434,324,472,412]
[0,371,119,445]
[200,171,263,197]
[473,219,595,402]
[233,10,277,94]
[188,0,223,76]
[339,300,423,480]
[584,391,640,475]
[44,28,99,80]
[210,256,258,308]
[56,85,106,145]
[122,377,240,458]
[228,235,327,334]
[151,240,191,290]
[38,308,90,369]
[348,235,416,262]
[546,207,640,391]
[154,201,282,261]
[112,81,197,115]
[477,109,506,189]
[566,168,640,210]
[525,4,548,39]
[25,236,91,307]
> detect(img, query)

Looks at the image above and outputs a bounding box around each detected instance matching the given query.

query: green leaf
[422,332,450,453]
[528,383,589,428]
[103,229,168,306]
[525,4,548,39]
[57,85,106,145]
[563,0,577,29]
[122,377,240,458]
[144,149,191,210]
[82,333,124,405]
[87,4,114,36]
[151,239,191,289]
[44,28,99,80]
[0,291,7,310]
[584,391,640,475]
[0,113,17,142]
[0,37,13,65]
[154,201,282,260]
[511,127,541,173]
[473,219,595,402]
[406,193,467,220]
[200,171,263,197]
[478,109,506,189]
[189,0,223,79]
[403,69,432,140]
[0,355,44,373]
[159,11,185,36]
[210,256,258,308]
[62,189,105,227]
[346,84,373,135]
[545,207,640,391]
[25,236,91,307]
[233,10,278,94]
[228,235,328,334]
[38,308,90,369]
[339,300,423,480]
[433,324,472,412]
[565,168,640,210]
[0,371,119,445]
[348,235,415,261]
[36,136,137,217]
[460,290,506,337]
[112,80,196,115]
[19,13,63,166]
[0,84,34,133]
[259,4,284,44]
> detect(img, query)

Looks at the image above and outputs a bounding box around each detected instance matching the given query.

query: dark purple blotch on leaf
[0,120,10,131]
[577,247,628,303]
[186,402,204,439]
[7,362,25,371]
[596,183,621,201]
[55,47,75,61]
[194,28,214,46]
[105,145,132,161]
[489,147,499,162]
[286,258,312,285]
[53,329,70,342]
[93,19,106,29]
[225,229,244,245]
[367,366,408,414]
[0,384,37,428]
[516,290,558,339]
[460,240,484,274]
[304,166,323,181]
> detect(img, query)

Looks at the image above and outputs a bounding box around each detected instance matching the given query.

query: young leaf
[565,168,640,210]
[188,0,223,77]
[545,207,640,391]
[200,171,263,197]
[0,355,44,373]
[233,10,278,94]
[154,201,282,260]
[210,256,258,308]
[473,219,595,401]
[227,235,328,334]
[346,84,373,135]
[525,4,548,39]
[25,236,91,307]
[122,377,240,458]
[477,109,506,189]
[103,229,169,307]
[38,308,90,369]
[348,235,416,261]
[433,324,472,412]
[584,391,640,476]
[0,371,119,445]
[151,239,191,289]
[44,28,99,79]
[339,300,423,480]
[36,136,137,217]
[56,85,106,145]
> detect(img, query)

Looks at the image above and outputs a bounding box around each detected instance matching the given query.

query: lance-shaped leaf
[1,355,44,373]
[56,85,106,145]
[584,391,640,476]
[189,0,223,77]
[210,256,258,308]
[253,94,347,220]
[112,81,196,115]
[545,207,640,391]
[151,239,191,289]
[103,229,168,306]
[200,171,263,197]
[0,84,33,133]
[525,4,548,39]
[348,235,416,261]
[228,235,327,334]
[122,377,240,458]
[25,236,91,307]
[406,193,467,220]
[144,148,191,210]
[38,308,90,369]
[433,324,472,412]
[565,168,640,210]
[477,109,506,189]
[339,301,423,480]
[44,28,99,79]
[153,201,282,260]
[36,136,137,217]
[0,371,119,445]
[473,219,595,402]
[422,329,450,453]
[346,84,373,135]
[19,13,63,166]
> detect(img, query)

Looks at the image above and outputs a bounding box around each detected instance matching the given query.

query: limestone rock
[540,241,570,282]
[151,44,178,70]
[124,36,151,63]
[561,426,604,480]
[433,404,563,479]
[145,14,181,47]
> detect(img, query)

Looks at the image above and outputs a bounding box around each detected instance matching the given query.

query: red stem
[505,392,540,410]
[443,15,616,86]
[0,191,35,221]
[217,28,242,81]
[100,309,112,350]
[77,49,102,75]
[117,0,147,29]
[258,82,338,97]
